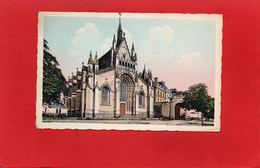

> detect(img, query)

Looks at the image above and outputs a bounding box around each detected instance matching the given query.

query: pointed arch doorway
[120,74,135,116]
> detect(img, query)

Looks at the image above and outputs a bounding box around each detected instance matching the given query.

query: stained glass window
[120,81,127,101]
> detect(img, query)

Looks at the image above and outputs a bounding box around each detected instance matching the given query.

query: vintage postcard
[36,12,222,131]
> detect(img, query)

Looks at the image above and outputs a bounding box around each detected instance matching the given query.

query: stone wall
[98,69,115,111]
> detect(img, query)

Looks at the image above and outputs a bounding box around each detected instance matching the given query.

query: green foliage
[43,39,68,104]
[205,97,214,119]
[183,83,214,119]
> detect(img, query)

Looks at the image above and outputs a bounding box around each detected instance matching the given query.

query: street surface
[43,119,214,126]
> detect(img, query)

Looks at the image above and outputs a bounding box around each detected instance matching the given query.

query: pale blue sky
[43,15,216,97]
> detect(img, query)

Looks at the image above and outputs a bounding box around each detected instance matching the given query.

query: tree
[182,83,214,125]
[43,39,68,105]
[204,96,215,120]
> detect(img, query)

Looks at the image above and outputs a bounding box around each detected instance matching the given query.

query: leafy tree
[43,39,68,105]
[182,83,214,125]
[204,96,214,120]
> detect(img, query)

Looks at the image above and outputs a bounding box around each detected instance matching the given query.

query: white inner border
[36,12,222,132]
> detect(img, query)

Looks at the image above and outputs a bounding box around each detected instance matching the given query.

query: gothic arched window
[120,80,127,101]
[139,92,145,108]
[101,86,110,105]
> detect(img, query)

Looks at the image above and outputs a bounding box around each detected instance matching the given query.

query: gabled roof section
[98,49,112,70]
[116,38,135,62]
[141,66,148,80]
[137,74,148,86]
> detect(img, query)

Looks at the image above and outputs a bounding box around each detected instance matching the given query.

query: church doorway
[120,74,135,116]
[120,103,125,114]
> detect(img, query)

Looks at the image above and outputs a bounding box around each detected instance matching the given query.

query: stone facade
[65,19,154,119]
[63,18,185,119]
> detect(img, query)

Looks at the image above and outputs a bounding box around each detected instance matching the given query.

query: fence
[44,109,152,119]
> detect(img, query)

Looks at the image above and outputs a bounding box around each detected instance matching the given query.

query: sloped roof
[49,104,67,109]
[158,81,168,91]
[98,49,112,70]
[76,71,82,76]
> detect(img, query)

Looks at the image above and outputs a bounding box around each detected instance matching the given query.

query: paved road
[44,119,214,126]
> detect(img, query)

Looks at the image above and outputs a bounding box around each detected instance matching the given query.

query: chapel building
[65,19,154,119]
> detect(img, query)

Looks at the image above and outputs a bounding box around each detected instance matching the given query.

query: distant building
[43,104,68,116]
[154,78,171,103]
[169,90,185,119]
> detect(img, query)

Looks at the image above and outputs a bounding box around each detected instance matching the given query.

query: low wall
[154,102,171,118]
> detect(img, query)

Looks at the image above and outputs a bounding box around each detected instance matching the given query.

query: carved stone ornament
[104,78,108,84]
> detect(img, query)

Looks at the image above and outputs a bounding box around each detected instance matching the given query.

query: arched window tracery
[139,91,145,108]
[101,86,110,105]
[120,80,127,102]
[119,74,135,115]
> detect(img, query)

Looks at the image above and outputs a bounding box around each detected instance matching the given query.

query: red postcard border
[0,0,259,167]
